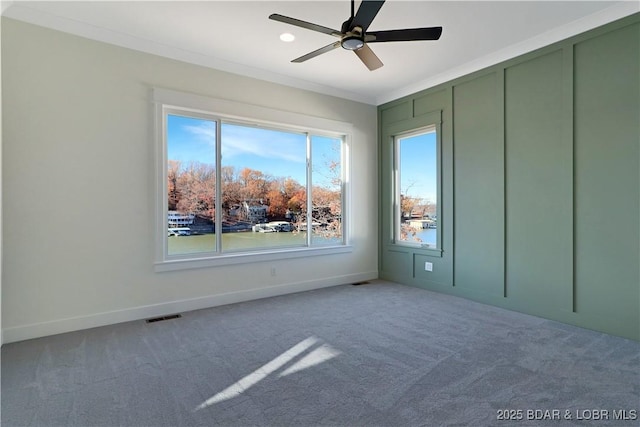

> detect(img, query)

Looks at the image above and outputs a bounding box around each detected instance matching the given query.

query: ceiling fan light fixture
[341,35,364,50]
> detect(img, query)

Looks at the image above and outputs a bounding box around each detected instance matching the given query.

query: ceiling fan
[269,0,442,71]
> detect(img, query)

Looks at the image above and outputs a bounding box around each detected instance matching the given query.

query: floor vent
[146,314,182,323]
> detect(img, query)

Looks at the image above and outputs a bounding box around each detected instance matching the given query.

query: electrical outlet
[424,262,433,272]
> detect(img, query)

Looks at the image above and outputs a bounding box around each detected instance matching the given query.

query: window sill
[386,243,443,258]
[155,245,353,272]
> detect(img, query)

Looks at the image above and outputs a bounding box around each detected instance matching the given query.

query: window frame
[153,88,352,272]
[389,113,442,255]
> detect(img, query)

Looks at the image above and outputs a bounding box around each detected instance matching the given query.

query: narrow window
[311,135,343,246]
[394,126,439,248]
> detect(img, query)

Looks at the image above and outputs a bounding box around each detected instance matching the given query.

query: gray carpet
[2,280,639,426]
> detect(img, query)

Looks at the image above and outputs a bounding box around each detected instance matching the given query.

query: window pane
[311,135,343,246]
[396,130,438,247]
[221,123,307,251]
[167,114,216,255]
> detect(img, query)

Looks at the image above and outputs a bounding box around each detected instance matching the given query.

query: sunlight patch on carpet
[195,336,340,410]
[279,344,341,377]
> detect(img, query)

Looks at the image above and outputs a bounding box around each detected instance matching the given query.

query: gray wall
[1,19,378,343]
[379,14,639,340]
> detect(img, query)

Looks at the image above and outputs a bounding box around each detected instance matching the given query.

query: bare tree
[169,161,216,220]
[167,160,181,211]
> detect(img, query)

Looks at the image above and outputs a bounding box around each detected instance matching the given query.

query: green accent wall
[573,22,640,336]
[378,14,640,340]
[452,73,504,298]
[504,50,573,313]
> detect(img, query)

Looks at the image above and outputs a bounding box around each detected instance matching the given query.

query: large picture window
[155,89,350,270]
[393,125,440,249]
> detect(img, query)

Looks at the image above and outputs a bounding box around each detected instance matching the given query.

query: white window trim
[392,124,442,251]
[153,88,353,272]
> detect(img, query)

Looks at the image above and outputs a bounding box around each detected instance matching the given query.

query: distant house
[242,201,268,223]
[409,219,436,229]
[168,211,195,227]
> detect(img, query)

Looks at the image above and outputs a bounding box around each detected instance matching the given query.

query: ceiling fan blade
[292,41,342,63]
[353,0,385,32]
[269,14,342,37]
[354,44,383,71]
[367,27,443,42]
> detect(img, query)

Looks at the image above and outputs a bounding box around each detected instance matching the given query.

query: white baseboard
[1,271,378,344]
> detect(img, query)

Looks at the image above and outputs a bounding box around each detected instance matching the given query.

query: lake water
[407,228,437,246]
[168,231,340,255]
[169,228,435,255]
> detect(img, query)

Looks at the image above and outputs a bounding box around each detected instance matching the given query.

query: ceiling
[3,1,638,105]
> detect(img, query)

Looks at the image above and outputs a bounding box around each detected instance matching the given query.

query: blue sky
[167,114,437,201]
[168,115,217,165]
[167,114,339,187]
[399,131,437,204]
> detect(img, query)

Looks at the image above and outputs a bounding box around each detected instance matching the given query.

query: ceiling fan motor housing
[341,17,353,34]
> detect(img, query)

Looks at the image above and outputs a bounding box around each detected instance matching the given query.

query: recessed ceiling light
[279,33,295,42]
